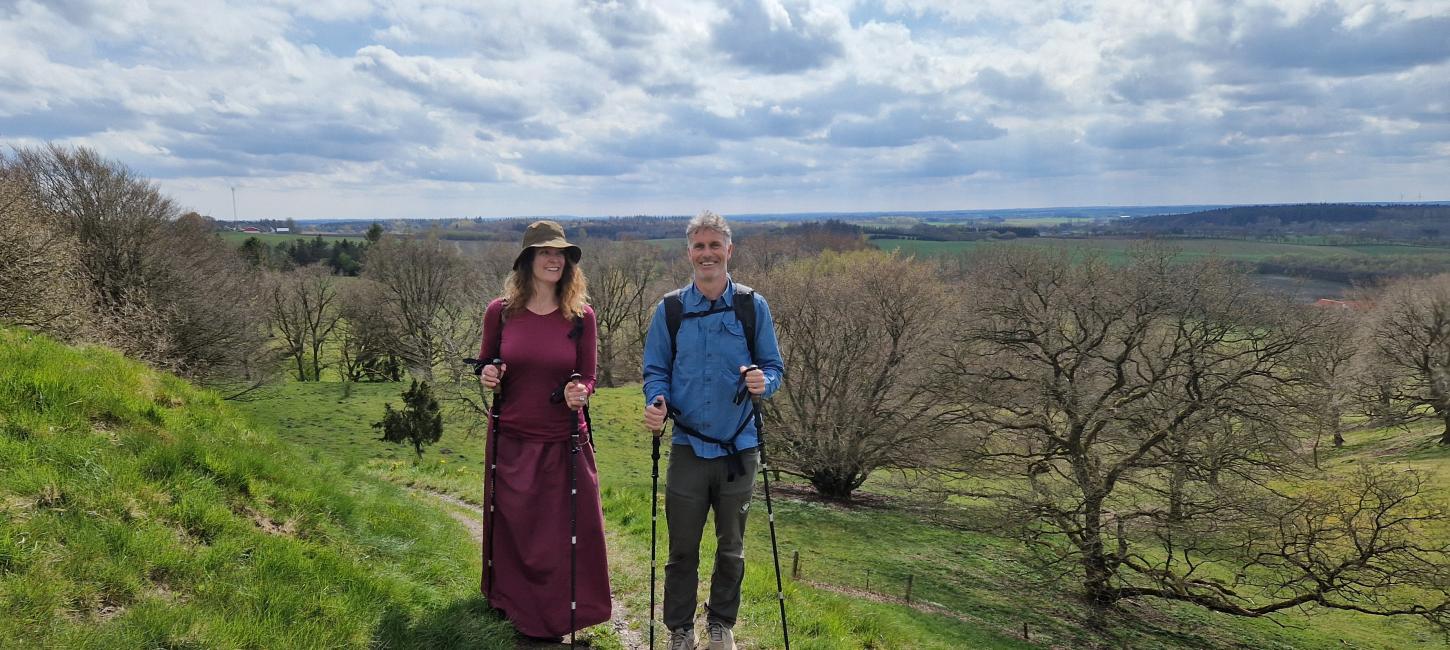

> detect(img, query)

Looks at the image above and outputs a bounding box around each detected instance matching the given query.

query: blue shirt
[642,278,785,458]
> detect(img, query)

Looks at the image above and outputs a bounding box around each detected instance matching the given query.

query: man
[643,210,785,650]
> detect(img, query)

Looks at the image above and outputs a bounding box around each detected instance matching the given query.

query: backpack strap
[474,299,508,376]
[664,288,686,369]
[566,312,593,448]
[732,283,757,363]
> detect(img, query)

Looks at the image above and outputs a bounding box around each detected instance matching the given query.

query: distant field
[993,217,1082,227]
[872,237,1450,264]
[947,216,1090,228]
[218,231,363,246]
[1341,243,1450,256]
[850,216,1088,228]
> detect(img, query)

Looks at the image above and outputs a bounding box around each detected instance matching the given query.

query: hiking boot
[706,621,736,650]
[666,627,696,650]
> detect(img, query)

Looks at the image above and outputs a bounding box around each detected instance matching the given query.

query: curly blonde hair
[502,248,589,321]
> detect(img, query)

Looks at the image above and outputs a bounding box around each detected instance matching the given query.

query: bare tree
[146,210,270,380]
[589,240,662,387]
[363,233,470,381]
[5,145,268,381]
[336,278,403,382]
[0,167,86,332]
[10,144,174,311]
[471,241,518,296]
[735,223,869,274]
[926,247,1450,631]
[1367,273,1450,445]
[757,250,951,500]
[432,283,495,437]
[265,265,343,381]
[1292,307,1366,462]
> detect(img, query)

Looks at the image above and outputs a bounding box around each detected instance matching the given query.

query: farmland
[870,236,1450,265]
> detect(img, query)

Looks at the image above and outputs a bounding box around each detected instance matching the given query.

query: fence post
[905,574,914,604]
[791,550,800,579]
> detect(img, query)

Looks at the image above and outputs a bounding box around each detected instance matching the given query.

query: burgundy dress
[478,299,610,637]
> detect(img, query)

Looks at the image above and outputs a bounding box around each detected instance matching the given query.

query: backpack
[662,282,757,367]
[658,282,761,480]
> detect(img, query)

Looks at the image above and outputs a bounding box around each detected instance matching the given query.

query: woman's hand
[480,362,506,391]
[565,379,590,411]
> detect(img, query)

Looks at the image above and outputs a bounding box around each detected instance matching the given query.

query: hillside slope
[0,329,511,649]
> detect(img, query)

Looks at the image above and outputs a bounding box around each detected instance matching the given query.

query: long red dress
[478,299,610,637]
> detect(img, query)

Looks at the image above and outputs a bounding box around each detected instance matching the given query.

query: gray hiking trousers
[663,444,759,632]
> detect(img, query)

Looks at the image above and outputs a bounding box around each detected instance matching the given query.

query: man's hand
[565,378,589,411]
[740,365,765,395]
[644,397,667,436]
[480,362,507,391]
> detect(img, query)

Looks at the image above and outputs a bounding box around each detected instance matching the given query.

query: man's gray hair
[686,210,732,244]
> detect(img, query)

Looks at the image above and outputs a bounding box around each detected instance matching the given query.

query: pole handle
[650,396,666,438]
[738,364,764,406]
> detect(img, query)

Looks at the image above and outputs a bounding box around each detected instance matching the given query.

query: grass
[236,381,1037,648]
[0,329,513,648]
[1327,421,1450,504]
[8,328,1446,648]
[233,380,1450,649]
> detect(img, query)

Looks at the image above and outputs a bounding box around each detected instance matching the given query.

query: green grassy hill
[0,329,511,649]
[5,329,1447,649]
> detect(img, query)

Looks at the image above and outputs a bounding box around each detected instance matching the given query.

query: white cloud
[1,0,1447,218]
[355,45,535,121]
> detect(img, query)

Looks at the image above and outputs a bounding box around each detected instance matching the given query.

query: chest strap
[666,404,755,481]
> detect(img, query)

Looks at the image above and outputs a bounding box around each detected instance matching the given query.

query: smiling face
[531,247,568,285]
[687,227,733,285]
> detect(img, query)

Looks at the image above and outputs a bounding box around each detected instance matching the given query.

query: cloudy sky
[2,0,1448,220]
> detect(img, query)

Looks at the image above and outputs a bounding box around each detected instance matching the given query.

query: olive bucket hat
[513,220,582,270]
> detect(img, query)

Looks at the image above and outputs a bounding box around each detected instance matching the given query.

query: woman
[478,220,610,641]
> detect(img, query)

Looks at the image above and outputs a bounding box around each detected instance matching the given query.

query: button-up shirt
[642,278,785,459]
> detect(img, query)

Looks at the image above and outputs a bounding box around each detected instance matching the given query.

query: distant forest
[227,203,1450,285]
[1113,203,1450,243]
[234,214,1041,244]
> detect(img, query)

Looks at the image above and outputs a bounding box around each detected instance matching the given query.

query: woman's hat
[514,220,582,270]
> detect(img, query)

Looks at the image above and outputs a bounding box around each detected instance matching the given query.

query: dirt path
[408,486,649,650]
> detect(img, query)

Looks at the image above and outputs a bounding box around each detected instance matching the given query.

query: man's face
[687,228,733,283]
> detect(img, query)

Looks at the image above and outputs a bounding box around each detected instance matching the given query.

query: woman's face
[531,247,567,285]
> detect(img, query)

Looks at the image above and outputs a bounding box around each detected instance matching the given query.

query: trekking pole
[482,358,505,601]
[568,372,582,649]
[742,365,790,650]
[648,395,666,650]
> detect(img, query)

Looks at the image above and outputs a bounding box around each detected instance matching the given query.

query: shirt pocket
[720,318,745,339]
[718,318,749,381]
